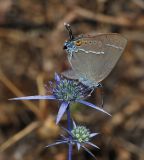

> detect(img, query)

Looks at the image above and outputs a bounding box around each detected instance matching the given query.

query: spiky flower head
[46,121,100,160]
[49,73,91,102]
[71,126,90,143]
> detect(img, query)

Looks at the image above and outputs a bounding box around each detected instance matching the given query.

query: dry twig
[36,74,47,119]
[74,7,144,28]
[0,69,40,118]
[0,121,40,152]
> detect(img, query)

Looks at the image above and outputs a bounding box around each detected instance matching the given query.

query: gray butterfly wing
[62,70,79,80]
[69,33,127,83]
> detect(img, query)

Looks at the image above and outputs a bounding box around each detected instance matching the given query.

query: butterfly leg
[68,52,73,62]
[88,88,94,97]
[97,83,104,108]
[68,50,75,66]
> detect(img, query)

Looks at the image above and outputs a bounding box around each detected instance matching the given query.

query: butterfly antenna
[64,22,74,40]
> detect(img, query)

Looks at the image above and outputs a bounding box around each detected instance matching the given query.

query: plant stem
[67,105,72,160]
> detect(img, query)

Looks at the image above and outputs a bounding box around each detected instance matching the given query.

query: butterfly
[63,23,127,88]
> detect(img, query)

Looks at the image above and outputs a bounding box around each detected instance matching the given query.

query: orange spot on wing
[75,40,82,46]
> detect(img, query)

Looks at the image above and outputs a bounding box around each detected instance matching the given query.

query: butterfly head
[63,23,83,56]
[63,40,78,55]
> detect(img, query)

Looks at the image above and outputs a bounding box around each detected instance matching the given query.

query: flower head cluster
[46,121,99,159]
[49,73,91,102]
[10,73,110,124]
[71,126,90,143]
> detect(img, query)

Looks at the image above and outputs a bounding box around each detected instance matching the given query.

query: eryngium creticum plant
[10,73,111,160]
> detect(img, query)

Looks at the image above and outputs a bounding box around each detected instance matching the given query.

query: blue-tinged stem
[66,105,72,160]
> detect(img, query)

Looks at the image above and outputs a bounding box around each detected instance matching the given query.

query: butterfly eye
[75,40,82,46]
[63,45,67,49]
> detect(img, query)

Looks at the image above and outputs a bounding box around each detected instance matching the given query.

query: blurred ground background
[0,0,144,160]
